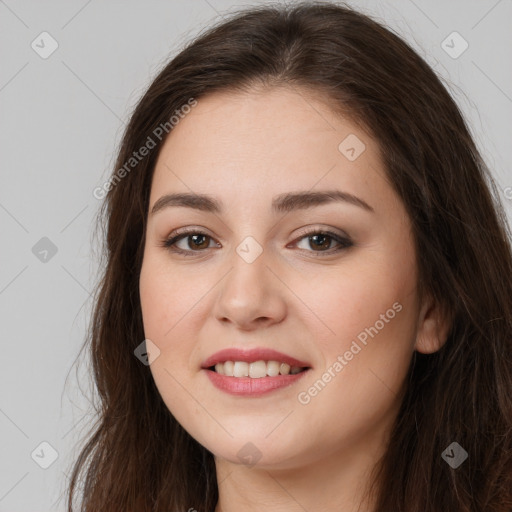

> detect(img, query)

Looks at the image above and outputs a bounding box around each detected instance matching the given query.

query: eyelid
[293,225,350,241]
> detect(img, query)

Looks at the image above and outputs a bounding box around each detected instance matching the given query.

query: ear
[414,294,452,354]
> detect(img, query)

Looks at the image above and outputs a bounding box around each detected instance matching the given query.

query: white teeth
[249,360,267,378]
[233,361,249,377]
[224,360,234,377]
[212,360,307,378]
[267,360,280,377]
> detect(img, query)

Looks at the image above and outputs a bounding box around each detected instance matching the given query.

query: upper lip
[201,347,311,369]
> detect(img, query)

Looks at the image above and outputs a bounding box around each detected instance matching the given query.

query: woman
[67,2,512,511]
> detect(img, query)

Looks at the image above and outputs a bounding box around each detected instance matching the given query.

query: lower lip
[204,368,310,396]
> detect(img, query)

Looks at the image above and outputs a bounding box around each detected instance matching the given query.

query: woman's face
[139,86,433,470]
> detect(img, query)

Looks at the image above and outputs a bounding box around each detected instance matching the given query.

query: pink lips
[201,347,311,397]
[205,370,309,396]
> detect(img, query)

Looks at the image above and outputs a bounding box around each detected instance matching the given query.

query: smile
[212,360,306,378]
[201,347,312,396]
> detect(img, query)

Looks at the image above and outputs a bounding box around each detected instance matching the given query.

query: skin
[139,86,450,512]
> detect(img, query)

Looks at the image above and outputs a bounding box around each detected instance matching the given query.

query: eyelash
[160,227,353,257]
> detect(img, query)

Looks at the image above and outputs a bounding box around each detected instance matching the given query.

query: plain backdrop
[1,1,511,510]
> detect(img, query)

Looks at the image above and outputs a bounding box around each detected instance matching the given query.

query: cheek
[298,254,417,352]
[139,258,201,423]
[297,252,418,411]
[139,254,203,346]
[296,261,419,423]
[139,254,213,401]
[293,277,417,449]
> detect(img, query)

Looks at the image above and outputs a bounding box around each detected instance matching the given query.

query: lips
[201,347,312,396]
[201,347,311,370]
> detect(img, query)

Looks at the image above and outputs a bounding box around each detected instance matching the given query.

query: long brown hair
[66,2,512,510]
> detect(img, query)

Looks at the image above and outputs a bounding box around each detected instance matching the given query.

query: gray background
[1,1,511,510]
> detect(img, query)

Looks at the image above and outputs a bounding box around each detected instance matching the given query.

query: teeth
[224,361,234,376]
[213,360,306,378]
[267,360,280,377]
[249,360,267,378]
[233,361,249,377]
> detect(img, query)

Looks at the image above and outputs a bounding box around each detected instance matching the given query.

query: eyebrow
[150,190,374,216]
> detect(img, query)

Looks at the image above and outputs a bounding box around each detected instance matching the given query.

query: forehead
[150,86,397,215]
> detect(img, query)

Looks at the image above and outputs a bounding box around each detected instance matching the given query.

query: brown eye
[186,234,211,250]
[162,228,352,257]
[307,233,334,251]
[294,230,353,255]
[164,232,216,253]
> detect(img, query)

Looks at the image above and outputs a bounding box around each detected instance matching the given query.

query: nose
[213,244,287,331]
